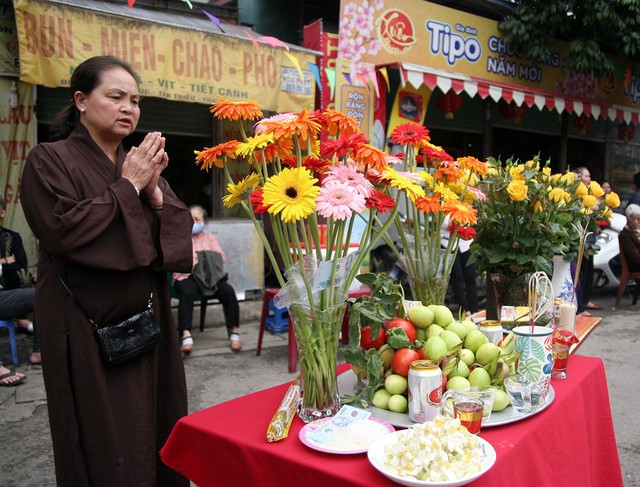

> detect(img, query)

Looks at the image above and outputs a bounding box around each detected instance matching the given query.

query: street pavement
[0,289,638,486]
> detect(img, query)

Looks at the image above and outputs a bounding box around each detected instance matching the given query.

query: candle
[558,302,577,331]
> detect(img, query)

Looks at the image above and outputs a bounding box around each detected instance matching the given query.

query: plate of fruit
[341,282,554,428]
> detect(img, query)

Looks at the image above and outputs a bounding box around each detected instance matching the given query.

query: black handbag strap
[47,253,153,329]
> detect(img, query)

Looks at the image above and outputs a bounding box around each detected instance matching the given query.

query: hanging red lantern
[436,90,463,119]
[573,114,592,135]
[618,122,635,143]
[498,100,528,123]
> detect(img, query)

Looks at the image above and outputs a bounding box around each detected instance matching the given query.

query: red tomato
[416,348,425,360]
[386,318,417,342]
[391,348,420,377]
[360,325,386,350]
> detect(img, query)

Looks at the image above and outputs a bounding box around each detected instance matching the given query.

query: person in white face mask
[172,205,241,353]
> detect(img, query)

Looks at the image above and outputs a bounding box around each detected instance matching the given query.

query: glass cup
[453,397,484,435]
[441,386,497,424]
[551,342,570,380]
[503,374,549,415]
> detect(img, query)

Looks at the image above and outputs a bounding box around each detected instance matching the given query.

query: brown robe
[21,123,193,487]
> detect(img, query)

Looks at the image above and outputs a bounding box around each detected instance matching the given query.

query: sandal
[180,336,193,356]
[0,369,26,387]
[229,333,242,352]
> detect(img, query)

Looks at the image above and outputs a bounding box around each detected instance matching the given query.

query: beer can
[407,359,442,423]
[478,320,504,345]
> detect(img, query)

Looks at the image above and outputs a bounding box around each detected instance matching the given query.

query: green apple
[440,330,462,350]
[447,360,469,379]
[459,348,475,367]
[407,306,435,329]
[427,304,439,314]
[468,367,492,387]
[423,336,448,362]
[434,305,455,327]
[446,376,471,391]
[388,394,408,413]
[492,389,510,411]
[446,321,468,340]
[426,324,445,338]
[385,374,408,395]
[461,319,478,334]
[463,329,489,353]
[371,388,392,409]
[475,343,501,366]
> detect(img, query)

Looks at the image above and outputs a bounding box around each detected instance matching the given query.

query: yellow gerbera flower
[236,133,275,158]
[222,173,262,207]
[588,181,605,198]
[381,168,425,201]
[209,97,264,121]
[419,172,434,187]
[434,182,459,201]
[262,167,319,223]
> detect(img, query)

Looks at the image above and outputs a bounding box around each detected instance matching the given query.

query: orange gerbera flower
[436,162,463,183]
[390,123,430,146]
[209,97,263,121]
[323,108,361,137]
[457,156,488,176]
[352,144,389,172]
[194,140,240,170]
[259,109,322,144]
[442,199,477,225]
[261,137,294,163]
[415,194,442,214]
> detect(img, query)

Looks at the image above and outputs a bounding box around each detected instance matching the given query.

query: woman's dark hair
[49,56,139,141]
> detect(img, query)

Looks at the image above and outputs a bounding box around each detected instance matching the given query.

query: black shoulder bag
[49,258,161,367]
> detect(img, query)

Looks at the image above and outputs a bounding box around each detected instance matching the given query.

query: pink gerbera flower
[254,113,297,134]
[316,181,366,220]
[323,162,374,198]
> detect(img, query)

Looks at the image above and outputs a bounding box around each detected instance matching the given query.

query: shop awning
[399,62,640,124]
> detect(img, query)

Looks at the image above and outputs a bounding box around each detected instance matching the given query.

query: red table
[161,356,622,487]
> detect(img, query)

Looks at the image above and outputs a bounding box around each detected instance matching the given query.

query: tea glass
[551,343,570,380]
[441,386,497,424]
[503,374,548,414]
[453,397,484,435]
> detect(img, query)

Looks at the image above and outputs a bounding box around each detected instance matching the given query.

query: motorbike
[593,212,626,289]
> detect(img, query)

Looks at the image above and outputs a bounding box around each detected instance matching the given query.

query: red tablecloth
[161,355,622,487]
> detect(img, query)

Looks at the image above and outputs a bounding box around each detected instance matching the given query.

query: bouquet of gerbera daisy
[384,123,487,305]
[195,99,402,422]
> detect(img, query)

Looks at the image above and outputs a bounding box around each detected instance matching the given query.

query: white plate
[299,416,395,454]
[338,369,555,428]
[367,430,496,486]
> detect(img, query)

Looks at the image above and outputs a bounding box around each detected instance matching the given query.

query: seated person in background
[172,205,241,354]
[619,204,640,272]
[0,287,36,385]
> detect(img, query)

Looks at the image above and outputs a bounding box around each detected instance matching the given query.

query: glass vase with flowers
[385,123,486,306]
[194,99,403,422]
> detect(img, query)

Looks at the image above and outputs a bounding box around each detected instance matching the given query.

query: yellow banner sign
[13,0,315,112]
[338,0,637,109]
[0,76,36,263]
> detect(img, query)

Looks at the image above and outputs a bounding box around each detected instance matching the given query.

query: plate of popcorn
[367,415,496,486]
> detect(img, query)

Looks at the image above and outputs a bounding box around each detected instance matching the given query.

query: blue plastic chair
[0,320,19,365]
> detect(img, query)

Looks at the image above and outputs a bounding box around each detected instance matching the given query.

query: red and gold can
[407,359,442,423]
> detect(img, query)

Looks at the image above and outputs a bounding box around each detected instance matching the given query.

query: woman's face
[75,67,140,143]
[191,208,205,223]
[602,182,612,194]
